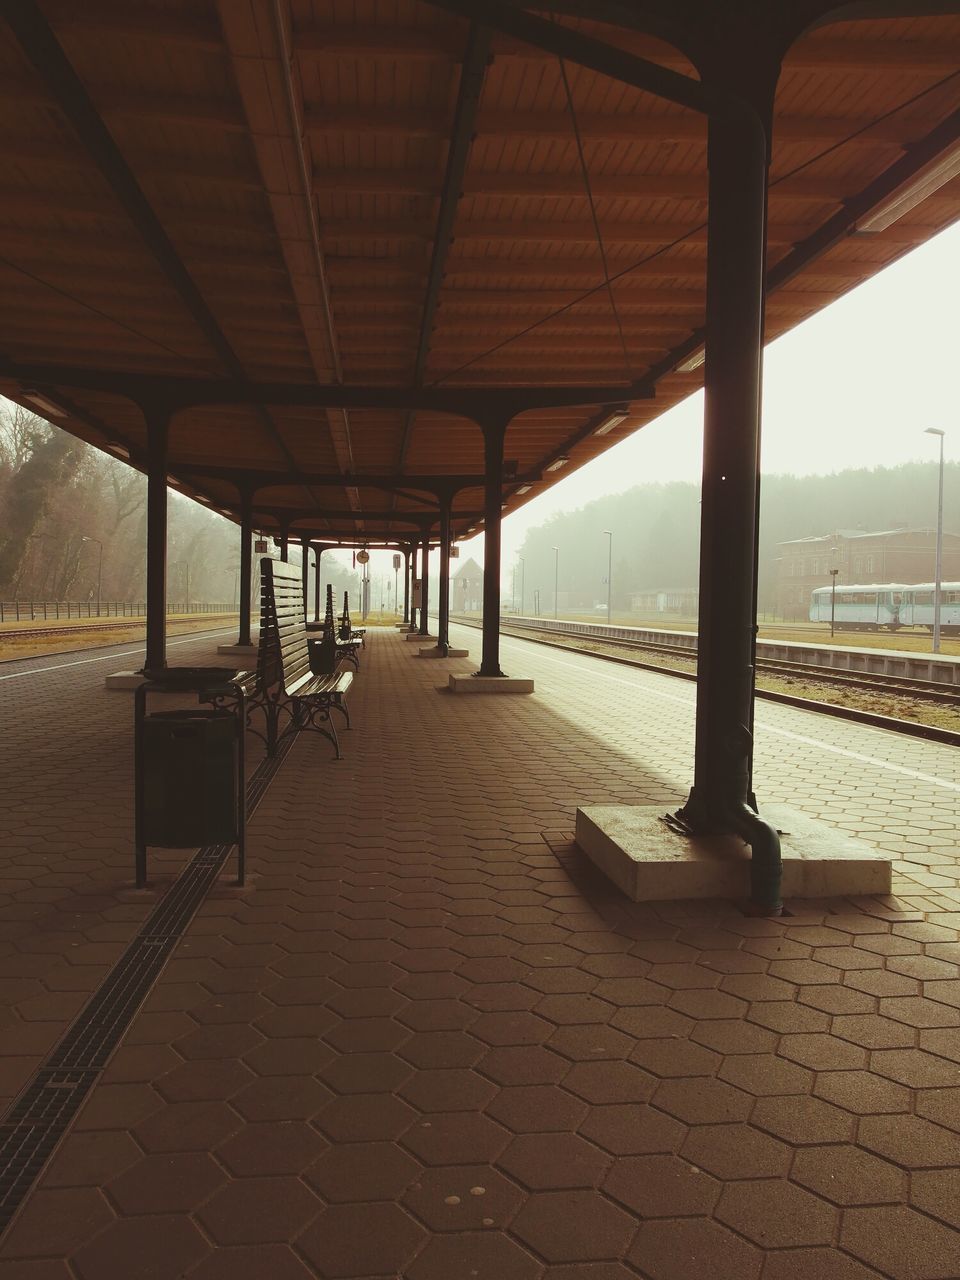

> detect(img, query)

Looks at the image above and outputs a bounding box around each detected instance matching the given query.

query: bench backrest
[259,558,312,694]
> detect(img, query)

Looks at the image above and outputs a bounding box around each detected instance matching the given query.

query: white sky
[344,218,960,584]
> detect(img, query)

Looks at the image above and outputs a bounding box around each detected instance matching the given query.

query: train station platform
[2,623,960,1280]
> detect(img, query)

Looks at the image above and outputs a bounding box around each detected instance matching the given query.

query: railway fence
[0,601,235,623]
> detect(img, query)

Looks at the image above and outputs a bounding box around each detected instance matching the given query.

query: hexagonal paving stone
[869,1048,960,1089]
[857,1113,960,1168]
[72,1217,209,1280]
[716,1178,837,1248]
[197,1177,320,1245]
[402,1111,510,1165]
[316,1093,417,1142]
[653,1077,752,1126]
[398,1030,485,1069]
[629,1216,762,1280]
[216,1122,327,1177]
[1,1188,115,1260]
[298,1202,425,1278]
[680,1123,790,1180]
[318,1050,412,1094]
[563,1061,655,1105]
[777,1033,868,1071]
[186,1244,316,1280]
[107,1152,225,1215]
[603,1154,719,1218]
[916,1086,960,1132]
[760,1249,890,1280]
[578,1103,685,1156]
[629,1037,721,1078]
[233,1076,333,1123]
[323,1016,408,1052]
[400,1067,498,1113]
[841,1204,960,1279]
[791,1143,906,1206]
[717,1053,813,1096]
[305,1141,421,1203]
[486,1085,588,1134]
[402,1164,524,1230]
[911,1167,960,1229]
[471,1011,552,1046]
[242,1037,332,1077]
[134,1101,241,1154]
[831,1014,916,1050]
[549,1025,635,1062]
[813,1070,911,1116]
[479,1045,570,1086]
[512,1190,638,1263]
[498,1132,611,1190]
[405,1232,541,1280]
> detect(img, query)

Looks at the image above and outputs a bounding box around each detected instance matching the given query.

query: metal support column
[438,493,453,655]
[403,547,411,624]
[278,521,290,564]
[313,546,323,622]
[478,416,508,677]
[418,537,430,636]
[143,407,169,672]
[300,535,311,619]
[237,488,254,648]
[677,91,782,913]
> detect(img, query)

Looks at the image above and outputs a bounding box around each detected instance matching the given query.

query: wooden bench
[210,559,353,759]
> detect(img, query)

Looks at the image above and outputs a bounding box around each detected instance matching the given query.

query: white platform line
[0,628,237,683]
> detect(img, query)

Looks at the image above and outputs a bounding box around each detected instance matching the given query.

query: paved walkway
[1,623,959,1279]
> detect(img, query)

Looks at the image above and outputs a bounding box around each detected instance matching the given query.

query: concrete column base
[217,643,258,658]
[406,631,436,642]
[575,803,892,903]
[416,646,469,659]
[104,671,146,690]
[448,674,535,694]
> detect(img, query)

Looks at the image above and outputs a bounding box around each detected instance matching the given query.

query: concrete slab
[405,631,436,642]
[104,670,145,690]
[575,803,892,902]
[448,673,535,694]
[416,645,470,658]
[217,643,258,658]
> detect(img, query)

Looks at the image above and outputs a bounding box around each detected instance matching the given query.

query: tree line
[0,404,360,606]
[514,461,959,614]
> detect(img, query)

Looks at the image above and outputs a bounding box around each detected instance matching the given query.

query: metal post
[676,92,781,913]
[418,538,430,635]
[553,545,559,620]
[478,416,508,677]
[313,548,322,622]
[300,535,310,619]
[143,408,169,671]
[603,530,613,622]
[238,489,253,647]
[279,522,290,563]
[518,557,525,616]
[830,568,838,637]
[408,545,417,630]
[925,428,946,654]
[438,492,452,655]
[403,548,410,623]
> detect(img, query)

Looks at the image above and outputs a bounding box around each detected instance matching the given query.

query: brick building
[776,528,960,620]
[452,556,483,612]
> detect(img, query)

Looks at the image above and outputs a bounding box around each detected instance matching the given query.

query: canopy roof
[1,0,958,542]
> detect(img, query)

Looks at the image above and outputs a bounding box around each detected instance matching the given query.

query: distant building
[776,528,960,620]
[452,557,483,612]
[630,588,699,617]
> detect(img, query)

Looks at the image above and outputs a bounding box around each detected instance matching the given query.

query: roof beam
[421,1,710,114]
[399,22,491,471]
[43,3,223,48]
[0,363,654,413]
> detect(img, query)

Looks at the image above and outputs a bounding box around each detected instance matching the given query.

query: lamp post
[552,546,559,620]
[602,530,613,623]
[829,567,839,638]
[81,536,103,617]
[925,427,946,654]
[518,555,525,616]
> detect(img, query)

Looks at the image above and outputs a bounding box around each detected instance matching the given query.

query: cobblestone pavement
[1,623,959,1279]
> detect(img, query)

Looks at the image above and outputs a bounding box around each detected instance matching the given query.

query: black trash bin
[141,710,239,847]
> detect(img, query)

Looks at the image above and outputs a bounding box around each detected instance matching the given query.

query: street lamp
[602,530,613,623]
[81,536,103,617]
[924,427,946,654]
[552,546,559,620]
[518,555,525,616]
[829,567,839,638]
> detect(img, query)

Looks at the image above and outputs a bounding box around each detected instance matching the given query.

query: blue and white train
[809,582,960,634]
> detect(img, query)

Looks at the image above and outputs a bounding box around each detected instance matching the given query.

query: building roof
[1,2,959,541]
[780,528,960,547]
[452,556,483,579]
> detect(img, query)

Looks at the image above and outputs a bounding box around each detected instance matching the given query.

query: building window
[866,556,874,574]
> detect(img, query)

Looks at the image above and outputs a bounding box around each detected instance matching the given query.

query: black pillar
[238,489,253,647]
[418,537,430,636]
[402,547,411,624]
[143,407,169,672]
[478,417,508,677]
[300,536,310,619]
[279,523,290,563]
[677,94,781,912]
[313,546,323,622]
[438,494,453,655]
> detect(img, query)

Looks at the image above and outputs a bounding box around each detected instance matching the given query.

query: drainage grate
[0,731,296,1233]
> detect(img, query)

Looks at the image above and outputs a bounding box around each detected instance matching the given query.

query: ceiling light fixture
[545,456,570,472]
[677,347,705,372]
[21,390,66,418]
[104,440,130,459]
[856,143,960,234]
[515,484,532,495]
[594,407,630,436]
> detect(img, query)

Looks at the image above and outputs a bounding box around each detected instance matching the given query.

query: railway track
[0,614,237,641]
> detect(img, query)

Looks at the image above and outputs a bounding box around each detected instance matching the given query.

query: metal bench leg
[332,698,350,729]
